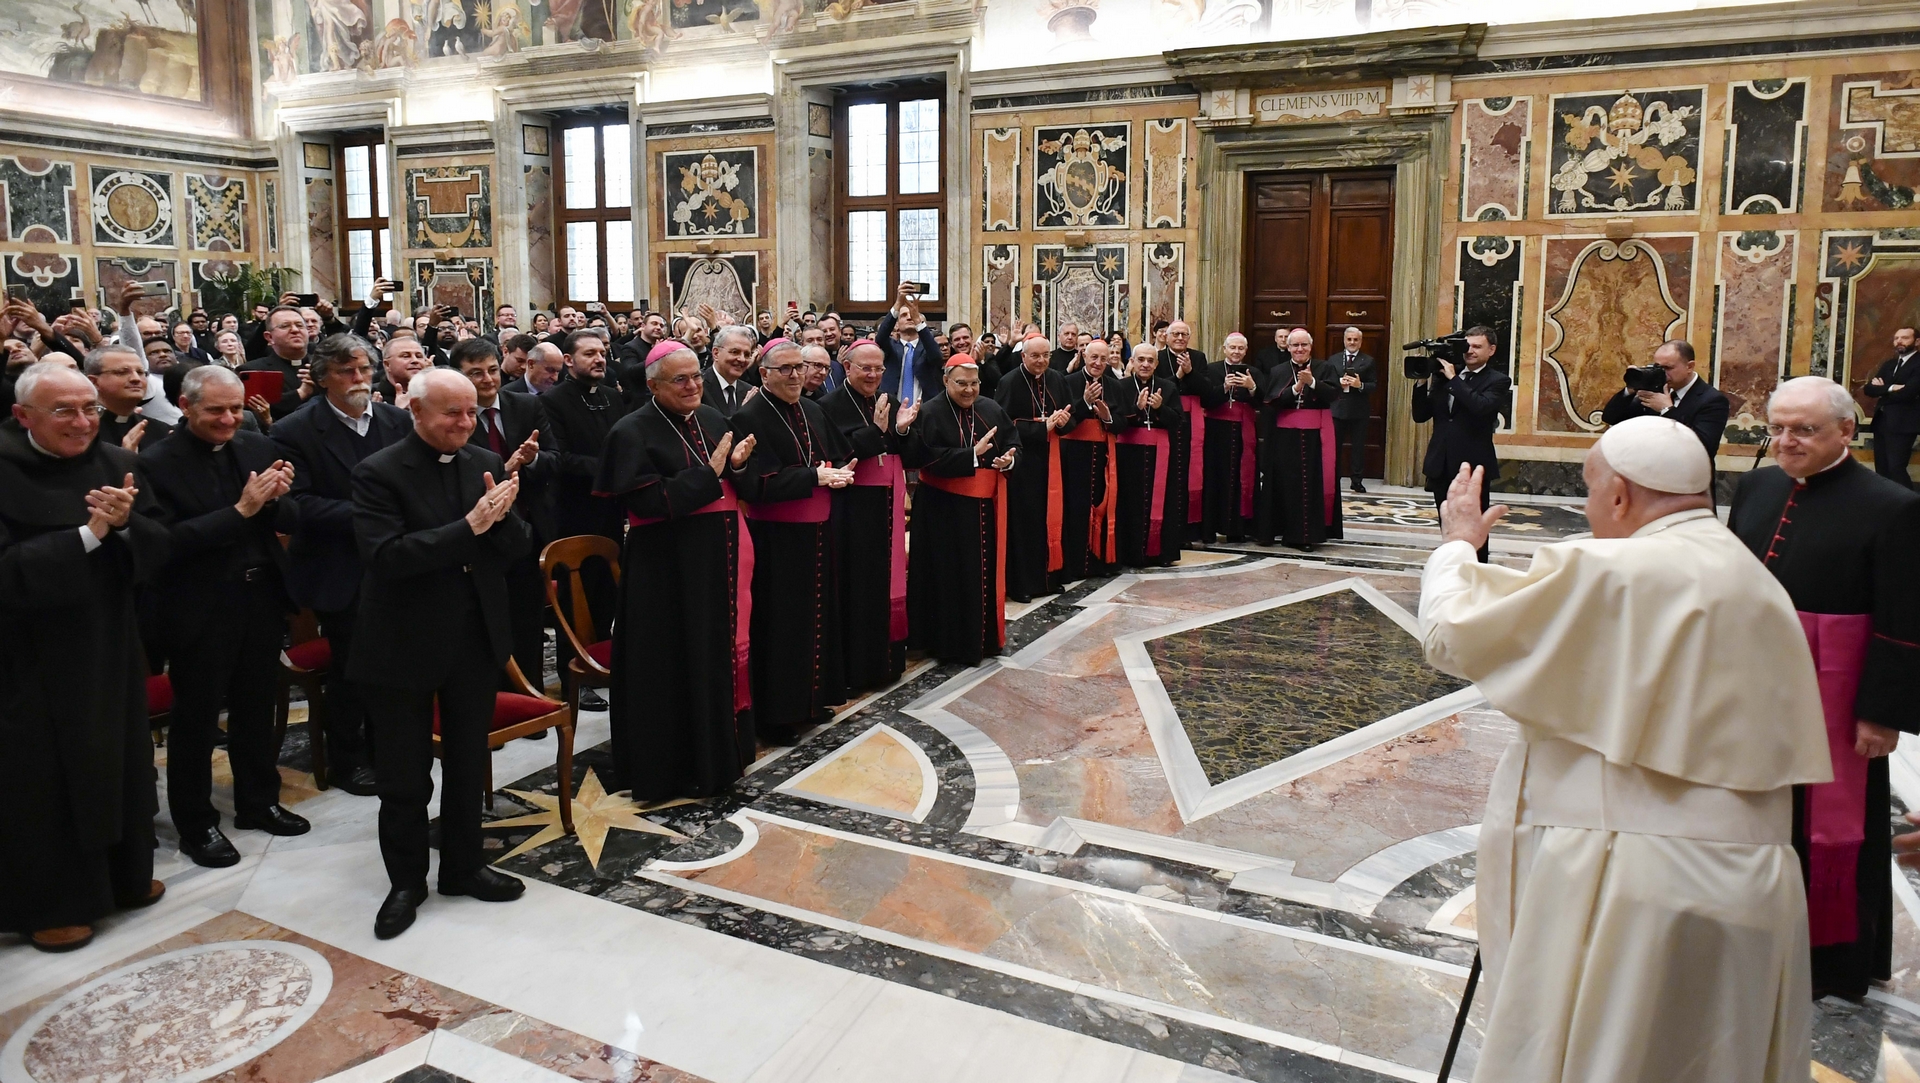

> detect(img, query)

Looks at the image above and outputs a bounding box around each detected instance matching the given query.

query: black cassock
[994,366,1070,600]
[1114,374,1186,567]
[1257,360,1344,548]
[541,376,631,643]
[1197,360,1268,543]
[0,423,167,933]
[595,402,756,800]
[731,392,851,733]
[1730,457,1920,998]
[820,384,907,690]
[905,393,1020,665]
[1060,370,1129,580]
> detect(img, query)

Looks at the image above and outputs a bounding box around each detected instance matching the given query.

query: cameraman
[1599,340,1728,463]
[1412,325,1509,562]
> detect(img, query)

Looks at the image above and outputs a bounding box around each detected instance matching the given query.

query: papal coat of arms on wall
[662,149,758,238]
[1547,88,1704,215]
[1034,124,1129,228]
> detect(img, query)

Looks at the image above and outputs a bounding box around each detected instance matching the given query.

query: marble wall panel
[305,177,337,301]
[411,255,492,328]
[96,256,179,317]
[1723,79,1808,215]
[807,145,832,307]
[1455,235,1522,430]
[1711,229,1796,439]
[661,148,760,239]
[263,177,279,254]
[1812,230,1920,410]
[981,127,1019,232]
[1826,71,1920,212]
[982,244,1018,339]
[186,174,248,252]
[524,163,554,310]
[1033,124,1129,229]
[665,253,757,320]
[90,165,176,248]
[191,256,250,315]
[1141,241,1183,332]
[2,251,82,316]
[404,164,493,250]
[1034,244,1126,340]
[0,156,77,243]
[1458,97,1529,222]
[1538,236,1693,432]
[1545,86,1704,216]
[1142,118,1187,229]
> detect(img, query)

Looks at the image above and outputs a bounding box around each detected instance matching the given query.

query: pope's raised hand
[1438,464,1507,551]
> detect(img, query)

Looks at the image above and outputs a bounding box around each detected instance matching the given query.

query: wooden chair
[147,672,173,738]
[432,658,575,833]
[540,536,620,731]
[275,607,333,790]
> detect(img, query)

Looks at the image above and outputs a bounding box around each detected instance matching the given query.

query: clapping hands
[236,460,295,517]
[816,460,857,489]
[465,471,521,535]
[85,472,139,539]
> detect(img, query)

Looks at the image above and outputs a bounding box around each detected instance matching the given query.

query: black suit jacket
[271,398,414,612]
[1599,375,1731,460]
[347,434,532,690]
[1327,352,1377,421]
[1866,352,1920,436]
[138,428,298,640]
[468,391,558,542]
[702,366,755,417]
[1411,365,1510,484]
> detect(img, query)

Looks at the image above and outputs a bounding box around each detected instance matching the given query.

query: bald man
[819,339,911,688]
[350,368,533,939]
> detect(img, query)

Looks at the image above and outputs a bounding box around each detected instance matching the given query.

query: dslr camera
[1622,363,1669,394]
[1402,332,1469,381]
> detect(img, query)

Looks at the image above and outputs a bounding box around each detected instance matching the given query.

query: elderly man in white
[1421,415,1832,1082]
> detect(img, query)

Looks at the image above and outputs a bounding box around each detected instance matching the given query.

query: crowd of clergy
[4,270,1920,1083]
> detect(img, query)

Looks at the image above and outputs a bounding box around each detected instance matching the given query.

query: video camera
[1402,332,1469,381]
[1622,363,1668,393]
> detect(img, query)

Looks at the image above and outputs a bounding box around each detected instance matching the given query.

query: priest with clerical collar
[903,353,1020,664]
[730,337,855,744]
[1423,415,1830,1082]
[0,362,170,952]
[1728,376,1920,1001]
[87,345,172,452]
[1059,337,1128,579]
[820,339,912,690]
[994,335,1074,601]
[1197,332,1267,544]
[1257,328,1342,550]
[595,340,759,800]
[1115,343,1186,567]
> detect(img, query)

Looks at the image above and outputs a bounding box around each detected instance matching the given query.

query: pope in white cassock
[1420,415,1833,1082]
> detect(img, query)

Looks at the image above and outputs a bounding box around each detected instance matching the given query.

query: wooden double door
[1243,169,1395,480]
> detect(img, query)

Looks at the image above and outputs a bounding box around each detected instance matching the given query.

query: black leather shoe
[519,729,548,741]
[336,766,379,796]
[438,867,525,902]
[374,884,428,939]
[1351,482,1368,494]
[235,805,311,836]
[578,689,609,711]
[179,826,240,868]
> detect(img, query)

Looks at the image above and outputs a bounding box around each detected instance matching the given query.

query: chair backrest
[540,534,621,655]
[287,606,322,646]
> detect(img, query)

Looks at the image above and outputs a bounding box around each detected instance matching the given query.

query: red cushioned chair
[276,607,333,789]
[432,658,575,833]
[539,536,620,733]
[147,672,174,735]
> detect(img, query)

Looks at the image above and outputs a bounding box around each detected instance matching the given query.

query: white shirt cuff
[1418,539,1479,626]
[79,525,103,553]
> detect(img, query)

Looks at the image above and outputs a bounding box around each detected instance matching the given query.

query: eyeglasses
[1765,422,1833,439]
[766,364,806,377]
[657,373,701,387]
[22,403,104,420]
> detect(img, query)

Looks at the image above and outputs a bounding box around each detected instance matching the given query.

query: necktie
[899,347,918,408]
[726,384,738,410]
[487,408,506,456]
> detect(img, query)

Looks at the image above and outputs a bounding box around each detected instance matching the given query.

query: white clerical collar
[1630,507,1716,538]
[328,397,372,435]
[437,452,456,463]
[25,431,58,457]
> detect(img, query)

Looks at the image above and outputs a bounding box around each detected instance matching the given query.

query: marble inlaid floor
[6,545,1920,1083]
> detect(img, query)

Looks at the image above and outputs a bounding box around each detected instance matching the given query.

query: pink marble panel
[1713,230,1796,428]
[1460,97,1530,222]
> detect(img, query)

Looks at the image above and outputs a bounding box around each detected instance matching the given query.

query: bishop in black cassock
[994,338,1072,601]
[1258,332,1343,549]
[1729,377,1920,1000]
[1,364,169,949]
[1060,342,1128,580]
[731,340,853,741]
[595,343,758,800]
[820,341,908,690]
[905,357,1020,665]
[1197,334,1267,544]
[1115,346,1188,568]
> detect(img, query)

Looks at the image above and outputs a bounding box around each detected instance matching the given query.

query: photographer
[1411,325,1508,562]
[1599,340,1728,468]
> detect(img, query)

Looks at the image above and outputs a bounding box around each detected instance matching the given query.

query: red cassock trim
[1061,418,1118,564]
[920,468,1008,645]
[1115,427,1170,557]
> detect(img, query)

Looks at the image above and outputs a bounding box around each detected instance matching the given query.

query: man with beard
[730,338,854,742]
[820,340,912,690]
[1,363,168,951]
[596,341,759,799]
[1060,337,1127,579]
[1729,376,1920,1000]
[1257,328,1342,550]
[1198,333,1266,544]
[614,310,669,398]
[543,329,631,543]
[271,334,412,794]
[1116,344,1187,567]
[994,334,1073,600]
[702,325,760,417]
[904,354,1020,664]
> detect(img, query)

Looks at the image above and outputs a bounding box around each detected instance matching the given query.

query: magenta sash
[1204,402,1258,519]
[627,480,754,711]
[1115,427,1170,557]
[743,486,832,523]
[1274,408,1338,524]
[1799,610,1874,947]
[852,455,909,642]
[1182,397,1205,524]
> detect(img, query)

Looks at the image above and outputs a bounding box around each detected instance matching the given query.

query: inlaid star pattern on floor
[488,768,689,870]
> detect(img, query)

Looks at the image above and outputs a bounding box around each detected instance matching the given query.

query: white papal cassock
[1420,508,1832,1083]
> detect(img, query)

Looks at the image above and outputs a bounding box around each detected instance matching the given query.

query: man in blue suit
[874,282,941,411]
